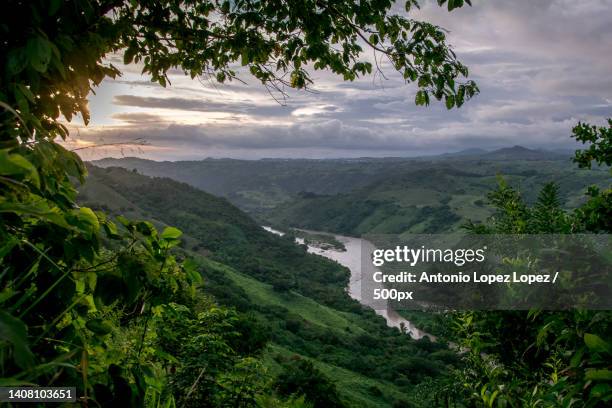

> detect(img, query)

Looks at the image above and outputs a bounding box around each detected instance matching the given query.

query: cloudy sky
[67,0,612,160]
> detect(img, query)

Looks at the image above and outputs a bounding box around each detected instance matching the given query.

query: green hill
[78,165,456,407]
[92,152,609,236]
[264,159,608,236]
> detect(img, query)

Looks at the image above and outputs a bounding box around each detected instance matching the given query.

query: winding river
[262,226,434,341]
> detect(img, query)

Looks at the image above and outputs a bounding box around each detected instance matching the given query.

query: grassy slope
[200,258,410,407]
[263,344,409,408]
[81,166,356,311]
[199,257,361,334]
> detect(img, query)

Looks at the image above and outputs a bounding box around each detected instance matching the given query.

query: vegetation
[450,119,612,407]
[2,0,609,406]
[89,119,612,407]
[98,149,610,235]
[80,166,353,309]
[81,118,612,407]
[1,0,478,406]
[79,164,461,406]
[291,230,346,252]
[274,359,344,408]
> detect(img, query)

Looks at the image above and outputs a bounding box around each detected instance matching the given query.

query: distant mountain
[438,148,489,158]
[550,148,576,156]
[484,145,568,161]
[91,157,389,214]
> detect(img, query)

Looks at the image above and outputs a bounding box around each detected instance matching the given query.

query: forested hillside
[78,165,459,407]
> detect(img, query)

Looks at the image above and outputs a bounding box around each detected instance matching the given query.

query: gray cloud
[113,94,293,118]
[76,112,582,160]
[82,0,612,159]
[112,112,166,123]
[114,95,221,111]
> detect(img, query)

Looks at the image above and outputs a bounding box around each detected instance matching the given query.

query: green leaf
[153,349,179,364]
[85,319,113,336]
[102,220,119,238]
[123,46,137,65]
[0,287,18,305]
[0,236,19,259]
[71,207,100,237]
[585,369,612,381]
[0,150,40,187]
[14,86,29,113]
[183,259,202,284]
[456,85,465,106]
[26,37,52,73]
[161,226,182,240]
[0,197,70,228]
[590,383,611,399]
[445,94,455,109]
[49,0,62,16]
[415,90,429,106]
[0,378,37,387]
[135,220,156,237]
[570,347,585,368]
[116,215,131,227]
[6,49,28,76]
[0,312,34,369]
[585,333,611,354]
[17,84,35,103]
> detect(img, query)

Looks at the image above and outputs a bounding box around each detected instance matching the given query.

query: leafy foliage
[158,303,268,408]
[572,119,612,169]
[274,359,344,408]
[453,119,612,407]
[0,184,204,404]
[1,0,478,147]
[115,0,478,106]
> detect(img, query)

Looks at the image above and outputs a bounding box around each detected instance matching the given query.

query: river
[262,226,435,341]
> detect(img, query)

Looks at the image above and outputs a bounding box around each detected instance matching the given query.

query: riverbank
[262,226,435,341]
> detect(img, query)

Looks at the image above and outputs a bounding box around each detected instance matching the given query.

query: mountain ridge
[93,144,569,165]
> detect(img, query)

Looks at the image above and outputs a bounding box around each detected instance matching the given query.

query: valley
[94,147,609,236]
[84,146,610,406]
[263,226,434,341]
[78,165,456,407]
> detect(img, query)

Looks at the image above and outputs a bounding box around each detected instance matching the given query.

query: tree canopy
[455,119,612,407]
